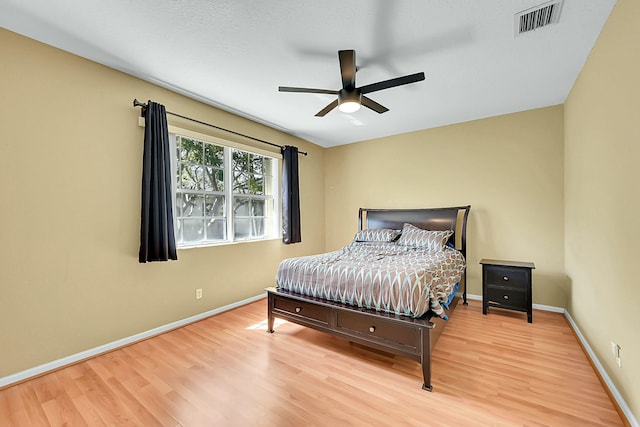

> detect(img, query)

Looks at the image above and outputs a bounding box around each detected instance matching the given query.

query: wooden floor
[0,299,624,426]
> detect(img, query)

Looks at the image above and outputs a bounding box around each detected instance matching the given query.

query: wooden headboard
[358,206,471,258]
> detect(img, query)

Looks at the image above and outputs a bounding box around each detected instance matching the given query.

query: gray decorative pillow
[353,228,400,243]
[397,223,453,251]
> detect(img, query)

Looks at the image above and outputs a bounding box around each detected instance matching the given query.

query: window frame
[168,128,280,249]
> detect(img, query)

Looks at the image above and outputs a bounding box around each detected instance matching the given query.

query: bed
[266,205,471,391]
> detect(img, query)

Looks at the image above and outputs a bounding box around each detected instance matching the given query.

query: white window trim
[138,117,282,248]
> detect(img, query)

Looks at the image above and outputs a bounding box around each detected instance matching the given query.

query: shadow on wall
[464,207,569,309]
[466,207,495,262]
[559,274,572,310]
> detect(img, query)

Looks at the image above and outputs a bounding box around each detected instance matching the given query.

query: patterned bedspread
[275,241,466,318]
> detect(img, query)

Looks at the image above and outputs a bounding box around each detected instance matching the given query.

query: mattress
[275,241,466,318]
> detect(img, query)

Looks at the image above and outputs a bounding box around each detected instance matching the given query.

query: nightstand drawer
[485,266,528,289]
[486,286,527,309]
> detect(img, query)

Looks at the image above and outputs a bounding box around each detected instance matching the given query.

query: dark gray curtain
[281,145,301,244]
[139,101,178,262]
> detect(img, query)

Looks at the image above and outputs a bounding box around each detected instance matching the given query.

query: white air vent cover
[515,0,564,36]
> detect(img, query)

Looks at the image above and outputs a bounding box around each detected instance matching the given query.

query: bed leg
[267,315,274,333]
[421,327,433,391]
[463,274,468,305]
[267,293,275,333]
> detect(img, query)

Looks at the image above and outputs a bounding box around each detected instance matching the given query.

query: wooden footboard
[267,287,462,391]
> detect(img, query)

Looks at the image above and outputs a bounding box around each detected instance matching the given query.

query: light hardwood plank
[0,299,625,426]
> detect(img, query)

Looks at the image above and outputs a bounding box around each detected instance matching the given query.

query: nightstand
[480,259,535,323]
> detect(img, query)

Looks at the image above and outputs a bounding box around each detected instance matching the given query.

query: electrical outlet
[196,288,203,300]
[616,346,622,368]
[611,341,617,356]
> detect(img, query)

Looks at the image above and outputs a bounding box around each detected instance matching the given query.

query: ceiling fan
[279,49,425,117]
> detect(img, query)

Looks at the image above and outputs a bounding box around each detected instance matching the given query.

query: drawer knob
[295,307,302,313]
[503,295,509,300]
[369,326,376,333]
[503,276,509,281]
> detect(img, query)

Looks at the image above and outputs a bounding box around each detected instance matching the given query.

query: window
[172,134,278,247]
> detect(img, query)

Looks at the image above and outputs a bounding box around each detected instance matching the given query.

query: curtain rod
[133,99,307,156]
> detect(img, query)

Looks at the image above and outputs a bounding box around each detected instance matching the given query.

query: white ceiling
[0,0,616,148]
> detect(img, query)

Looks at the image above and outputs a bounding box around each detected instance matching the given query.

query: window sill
[177,236,282,250]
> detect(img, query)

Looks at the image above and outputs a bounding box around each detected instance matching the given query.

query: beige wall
[325,106,565,306]
[0,28,326,377]
[2,2,638,417]
[565,0,640,417]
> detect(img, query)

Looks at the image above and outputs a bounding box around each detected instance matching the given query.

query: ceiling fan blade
[361,96,389,114]
[338,50,357,90]
[279,86,338,94]
[359,72,425,94]
[315,99,339,117]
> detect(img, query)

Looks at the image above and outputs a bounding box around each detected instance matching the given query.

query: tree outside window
[174,136,277,246]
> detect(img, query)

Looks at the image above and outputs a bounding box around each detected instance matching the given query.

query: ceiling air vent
[515,0,563,36]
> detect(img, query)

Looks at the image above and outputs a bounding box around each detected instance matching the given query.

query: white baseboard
[0,293,267,389]
[563,310,638,427]
[468,292,636,425]
[2,292,637,426]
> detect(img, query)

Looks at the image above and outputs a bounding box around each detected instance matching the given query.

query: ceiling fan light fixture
[338,90,362,113]
[338,100,361,113]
